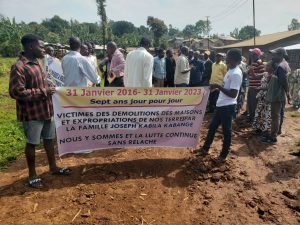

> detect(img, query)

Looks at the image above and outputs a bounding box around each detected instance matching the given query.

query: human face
[226,54,236,69]
[216,55,222,63]
[271,53,282,64]
[250,52,259,62]
[80,45,89,56]
[32,40,45,59]
[106,47,115,60]
[159,51,165,59]
[166,50,173,58]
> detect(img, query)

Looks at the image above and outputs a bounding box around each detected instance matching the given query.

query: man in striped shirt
[9,34,71,188]
[247,48,265,123]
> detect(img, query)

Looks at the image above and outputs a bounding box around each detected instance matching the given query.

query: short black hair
[227,48,242,63]
[21,34,40,47]
[69,37,81,51]
[157,48,164,54]
[139,37,151,47]
[180,46,189,55]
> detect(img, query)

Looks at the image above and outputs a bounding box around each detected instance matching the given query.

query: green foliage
[0,57,16,76]
[111,20,136,37]
[168,25,182,38]
[147,16,168,47]
[288,18,300,31]
[0,57,25,168]
[96,0,108,48]
[182,24,196,39]
[0,16,23,57]
[45,32,61,43]
[195,20,211,37]
[231,26,261,40]
[41,15,70,34]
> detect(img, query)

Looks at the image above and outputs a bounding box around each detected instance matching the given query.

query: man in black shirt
[165,49,176,87]
[201,50,213,86]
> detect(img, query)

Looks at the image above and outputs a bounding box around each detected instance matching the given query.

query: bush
[0,57,16,76]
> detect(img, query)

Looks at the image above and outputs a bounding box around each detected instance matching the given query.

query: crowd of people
[8,33,299,188]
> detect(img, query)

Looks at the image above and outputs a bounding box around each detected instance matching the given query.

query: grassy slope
[0,58,25,169]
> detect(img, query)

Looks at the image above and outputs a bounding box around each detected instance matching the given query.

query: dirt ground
[0,108,299,225]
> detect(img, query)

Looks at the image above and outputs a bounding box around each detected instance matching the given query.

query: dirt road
[0,110,299,225]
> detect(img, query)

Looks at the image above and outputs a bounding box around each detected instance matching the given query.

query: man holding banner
[9,34,71,189]
[197,49,243,163]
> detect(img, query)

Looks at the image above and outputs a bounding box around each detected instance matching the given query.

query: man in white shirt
[86,42,98,73]
[174,46,192,87]
[62,37,100,87]
[124,37,154,87]
[197,49,243,163]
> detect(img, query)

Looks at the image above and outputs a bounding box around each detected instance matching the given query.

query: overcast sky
[1,0,299,35]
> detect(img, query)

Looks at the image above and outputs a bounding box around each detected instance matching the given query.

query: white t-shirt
[216,66,242,107]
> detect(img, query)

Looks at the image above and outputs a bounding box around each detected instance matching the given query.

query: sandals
[51,167,72,176]
[28,177,43,189]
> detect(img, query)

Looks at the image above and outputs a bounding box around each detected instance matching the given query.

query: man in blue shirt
[189,51,204,87]
[153,48,166,87]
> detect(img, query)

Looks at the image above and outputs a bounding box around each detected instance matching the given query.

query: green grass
[0,57,25,169]
[290,111,300,118]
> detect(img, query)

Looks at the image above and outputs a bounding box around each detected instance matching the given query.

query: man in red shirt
[9,34,71,188]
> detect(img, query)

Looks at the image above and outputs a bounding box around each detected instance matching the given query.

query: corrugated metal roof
[216,30,300,49]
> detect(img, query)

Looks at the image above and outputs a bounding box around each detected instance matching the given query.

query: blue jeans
[23,118,55,145]
[203,104,236,158]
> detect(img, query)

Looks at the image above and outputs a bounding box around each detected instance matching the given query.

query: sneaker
[261,137,277,144]
[289,151,300,157]
[213,156,226,165]
[196,147,209,157]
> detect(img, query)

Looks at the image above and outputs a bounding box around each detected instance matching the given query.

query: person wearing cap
[261,48,292,144]
[247,48,265,124]
[189,51,204,87]
[174,46,192,87]
[197,49,243,164]
[188,50,194,63]
[201,50,213,86]
[207,53,227,113]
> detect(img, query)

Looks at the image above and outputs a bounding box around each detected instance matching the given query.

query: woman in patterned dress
[252,63,273,136]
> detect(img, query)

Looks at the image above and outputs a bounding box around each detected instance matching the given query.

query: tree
[111,20,136,37]
[147,16,168,47]
[41,15,70,34]
[168,24,181,38]
[45,32,60,43]
[288,18,300,31]
[96,0,107,50]
[233,25,261,40]
[195,20,211,37]
[230,28,239,39]
[182,24,196,39]
[0,16,23,57]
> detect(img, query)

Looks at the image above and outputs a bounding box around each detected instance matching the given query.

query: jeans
[208,90,220,112]
[23,118,55,145]
[203,104,236,158]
